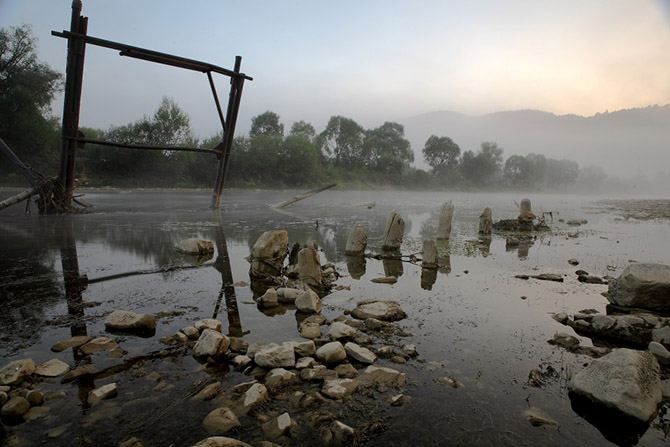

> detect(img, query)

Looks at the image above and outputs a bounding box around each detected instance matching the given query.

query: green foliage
[317,115,366,167]
[460,141,504,187]
[363,122,413,175]
[0,25,62,179]
[249,111,284,138]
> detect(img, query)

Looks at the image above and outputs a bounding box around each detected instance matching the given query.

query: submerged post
[212,56,245,208]
[57,0,88,210]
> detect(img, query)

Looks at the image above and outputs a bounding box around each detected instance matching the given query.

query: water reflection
[212,211,244,337]
[346,255,366,280]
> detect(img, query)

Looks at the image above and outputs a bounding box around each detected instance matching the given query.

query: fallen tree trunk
[0,186,38,212]
[271,182,337,209]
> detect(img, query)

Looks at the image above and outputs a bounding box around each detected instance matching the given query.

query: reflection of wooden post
[213,213,243,336]
[58,0,88,208]
[60,218,88,337]
[212,57,246,208]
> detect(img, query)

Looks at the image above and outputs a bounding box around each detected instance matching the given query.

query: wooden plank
[271,183,337,209]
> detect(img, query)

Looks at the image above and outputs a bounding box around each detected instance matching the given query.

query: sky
[2,0,670,151]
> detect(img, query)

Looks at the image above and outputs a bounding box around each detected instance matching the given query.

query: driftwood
[0,186,39,211]
[271,182,337,209]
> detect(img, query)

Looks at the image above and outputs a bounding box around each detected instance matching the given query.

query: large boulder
[249,230,289,279]
[295,290,322,314]
[316,342,347,364]
[350,299,406,322]
[174,238,214,255]
[607,263,670,313]
[193,329,230,360]
[568,348,662,422]
[0,359,35,386]
[254,344,295,368]
[297,247,323,287]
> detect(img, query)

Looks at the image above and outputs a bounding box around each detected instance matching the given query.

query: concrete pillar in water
[436,202,454,240]
[422,239,438,267]
[345,225,367,255]
[519,198,532,218]
[382,210,405,250]
[297,247,322,287]
[479,207,492,235]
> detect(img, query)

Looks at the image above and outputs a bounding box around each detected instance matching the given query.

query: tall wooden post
[58,0,88,209]
[211,56,245,208]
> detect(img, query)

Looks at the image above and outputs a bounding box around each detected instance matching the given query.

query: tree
[545,158,579,187]
[422,135,461,175]
[460,142,504,187]
[289,120,316,142]
[317,116,365,168]
[363,122,413,175]
[249,111,284,138]
[503,154,532,188]
[0,25,62,178]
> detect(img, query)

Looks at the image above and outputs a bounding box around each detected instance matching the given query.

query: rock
[549,332,581,350]
[422,239,438,267]
[652,326,670,346]
[578,275,604,284]
[1,396,30,417]
[229,338,249,354]
[344,342,377,364]
[193,329,230,360]
[288,340,316,357]
[231,355,252,370]
[351,299,406,322]
[608,263,670,312]
[173,332,189,344]
[0,391,7,406]
[316,342,347,364]
[0,359,35,385]
[265,368,300,393]
[569,348,662,421]
[358,365,407,389]
[88,383,118,404]
[203,407,241,435]
[46,423,72,439]
[551,313,569,325]
[591,315,616,332]
[295,357,315,369]
[370,276,397,284]
[437,376,463,388]
[62,364,94,382]
[389,394,411,406]
[567,219,587,226]
[295,289,322,314]
[254,344,295,368]
[241,383,269,412]
[194,437,252,447]
[648,342,670,366]
[478,207,492,235]
[334,364,358,379]
[300,367,338,381]
[329,322,358,340]
[195,319,223,332]
[26,389,43,405]
[262,412,294,440]
[51,335,91,352]
[322,378,358,399]
[297,247,323,287]
[331,420,355,445]
[23,405,50,421]
[568,258,579,266]
[105,310,156,333]
[258,288,279,309]
[118,438,144,447]
[299,322,321,339]
[174,238,214,255]
[382,210,405,250]
[249,230,289,279]
[181,326,200,339]
[276,288,302,304]
[79,337,117,355]
[193,382,222,401]
[519,198,532,216]
[345,226,368,255]
[436,202,454,240]
[524,407,559,427]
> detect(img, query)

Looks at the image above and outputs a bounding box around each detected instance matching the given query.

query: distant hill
[401,105,670,178]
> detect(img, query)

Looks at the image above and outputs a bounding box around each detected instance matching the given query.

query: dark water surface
[1,189,669,446]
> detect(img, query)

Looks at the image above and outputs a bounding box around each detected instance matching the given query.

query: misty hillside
[402,105,670,178]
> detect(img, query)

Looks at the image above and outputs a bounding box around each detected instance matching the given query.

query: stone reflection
[420,267,437,290]
[478,237,491,257]
[505,236,534,260]
[346,255,366,279]
[383,258,404,278]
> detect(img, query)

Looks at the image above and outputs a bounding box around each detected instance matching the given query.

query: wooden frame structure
[52,0,252,210]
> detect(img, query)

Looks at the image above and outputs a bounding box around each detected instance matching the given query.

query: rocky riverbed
[1,190,670,446]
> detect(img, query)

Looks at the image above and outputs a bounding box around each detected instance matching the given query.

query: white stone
[316,342,347,364]
[297,247,323,287]
[264,368,299,393]
[288,340,316,357]
[88,383,118,404]
[193,329,230,359]
[329,322,358,340]
[295,289,322,314]
[35,359,70,377]
[262,412,293,440]
[322,378,358,399]
[276,288,302,304]
[351,299,406,322]
[295,357,315,369]
[358,365,408,388]
[242,383,269,410]
[254,344,295,368]
[0,359,35,385]
[203,407,241,435]
[194,437,252,447]
[345,226,367,255]
[436,202,454,240]
[344,342,377,364]
[104,310,156,332]
[258,288,278,308]
[195,318,223,332]
[382,210,405,250]
[608,263,670,313]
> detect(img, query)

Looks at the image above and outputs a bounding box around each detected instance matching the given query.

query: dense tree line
[1,24,586,191]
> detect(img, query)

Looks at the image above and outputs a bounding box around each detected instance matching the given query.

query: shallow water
[1,189,669,446]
